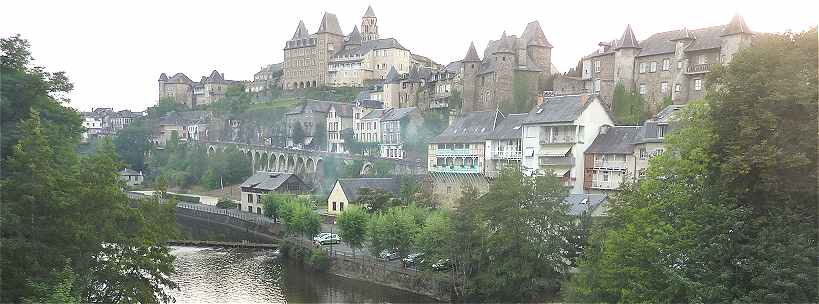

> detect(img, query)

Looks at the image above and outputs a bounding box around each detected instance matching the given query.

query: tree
[355,187,398,212]
[337,206,368,256]
[367,206,420,258]
[612,82,645,125]
[340,128,361,154]
[278,197,320,238]
[447,89,462,111]
[414,210,453,263]
[113,119,152,171]
[262,192,293,223]
[23,261,80,304]
[147,96,182,119]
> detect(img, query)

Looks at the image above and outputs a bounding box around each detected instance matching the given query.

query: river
[167,246,438,303]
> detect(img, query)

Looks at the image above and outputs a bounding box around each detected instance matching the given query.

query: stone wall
[329,253,452,301]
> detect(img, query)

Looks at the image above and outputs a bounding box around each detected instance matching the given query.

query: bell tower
[361,5,379,41]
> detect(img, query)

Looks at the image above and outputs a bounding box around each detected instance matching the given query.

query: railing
[591,180,619,190]
[435,148,475,157]
[592,160,627,170]
[538,156,575,167]
[177,202,276,226]
[490,150,523,160]
[539,137,577,144]
[686,63,714,74]
[429,165,480,174]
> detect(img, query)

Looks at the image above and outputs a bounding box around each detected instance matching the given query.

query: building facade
[240,172,307,214]
[158,70,239,107]
[461,21,553,113]
[580,15,754,112]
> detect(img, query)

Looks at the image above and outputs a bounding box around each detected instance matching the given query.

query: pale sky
[1,0,815,112]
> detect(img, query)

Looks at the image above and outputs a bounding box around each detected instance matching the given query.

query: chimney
[579,93,589,105]
[600,124,611,135]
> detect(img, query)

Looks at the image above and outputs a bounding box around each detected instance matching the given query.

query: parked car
[402,252,425,267]
[432,258,452,271]
[312,233,331,243]
[314,233,341,245]
[379,249,400,261]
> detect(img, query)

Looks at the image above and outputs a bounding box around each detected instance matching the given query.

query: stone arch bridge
[202,141,424,185]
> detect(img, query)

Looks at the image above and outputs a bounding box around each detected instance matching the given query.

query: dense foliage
[566,29,818,303]
[1,35,179,303]
[147,140,251,190]
[336,206,368,256]
[612,82,646,125]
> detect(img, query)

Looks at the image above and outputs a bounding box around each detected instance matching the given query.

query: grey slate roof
[486,113,527,140]
[522,95,594,124]
[338,177,400,202]
[634,105,684,144]
[317,12,343,36]
[616,24,639,49]
[683,26,728,52]
[521,21,553,48]
[722,14,751,36]
[167,73,193,84]
[158,73,168,81]
[381,107,417,121]
[637,25,726,57]
[565,194,607,216]
[241,172,303,192]
[585,126,641,154]
[292,20,310,40]
[345,25,362,46]
[432,111,499,144]
[333,38,407,58]
[463,42,481,61]
[671,27,693,41]
[208,70,224,82]
[384,66,400,84]
[363,5,376,18]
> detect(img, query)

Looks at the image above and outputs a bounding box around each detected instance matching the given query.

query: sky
[1,0,815,112]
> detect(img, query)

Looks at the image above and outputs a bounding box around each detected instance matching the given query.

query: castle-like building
[282,6,421,89]
[157,70,240,107]
[461,21,554,113]
[579,14,754,111]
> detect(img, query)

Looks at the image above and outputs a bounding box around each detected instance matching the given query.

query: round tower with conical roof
[461,42,482,112]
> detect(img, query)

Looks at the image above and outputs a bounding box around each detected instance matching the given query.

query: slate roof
[565,193,607,216]
[384,66,400,84]
[381,107,417,121]
[521,21,553,48]
[337,177,400,202]
[354,99,384,109]
[486,113,527,140]
[722,14,751,36]
[522,94,594,124]
[585,126,641,154]
[636,25,727,57]
[158,73,168,81]
[167,73,193,84]
[363,5,376,18]
[333,38,407,58]
[345,25,362,46]
[208,70,224,82]
[634,105,684,144]
[463,42,481,61]
[431,111,499,144]
[241,172,304,192]
[317,12,343,36]
[292,20,310,40]
[445,61,462,73]
[616,24,639,49]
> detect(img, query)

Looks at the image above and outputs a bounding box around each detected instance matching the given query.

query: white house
[119,168,144,187]
[521,94,614,193]
[326,177,400,215]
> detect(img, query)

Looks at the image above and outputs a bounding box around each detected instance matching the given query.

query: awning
[537,145,572,156]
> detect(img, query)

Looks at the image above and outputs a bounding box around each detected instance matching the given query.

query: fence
[127,191,275,226]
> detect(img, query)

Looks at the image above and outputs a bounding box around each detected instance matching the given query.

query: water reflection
[168,246,437,303]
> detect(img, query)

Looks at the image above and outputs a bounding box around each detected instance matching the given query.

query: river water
[167,246,438,303]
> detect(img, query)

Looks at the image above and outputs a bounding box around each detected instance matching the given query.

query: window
[697,55,707,65]
[602,171,609,182]
[674,83,681,92]
[248,206,253,212]
[662,58,671,71]
[594,79,601,93]
[339,202,344,211]
[658,125,668,138]
[639,148,647,159]
[639,84,647,95]
[650,61,657,73]
[332,201,337,211]
[677,61,683,69]
[639,62,647,73]
[247,194,253,203]
[694,79,703,91]
[594,60,601,73]
[660,82,669,94]
[257,207,262,214]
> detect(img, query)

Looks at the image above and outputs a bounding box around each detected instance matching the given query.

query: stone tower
[670,27,694,102]
[461,42,481,112]
[493,32,515,111]
[158,73,168,101]
[614,24,639,92]
[315,12,345,87]
[383,67,401,109]
[361,5,379,41]
[720,14,753,63]
[522,21,553,78]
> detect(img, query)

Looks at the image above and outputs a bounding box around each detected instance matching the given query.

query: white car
[314,233,341,245]
[379,249,400,261]
[312,233,331,243]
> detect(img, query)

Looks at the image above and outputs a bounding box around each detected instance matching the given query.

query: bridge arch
[258,153,268,172]
[360,161,374,176]
[207,145,216,155]
[277,154,286,172]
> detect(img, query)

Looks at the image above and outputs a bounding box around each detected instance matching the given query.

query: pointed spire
[463,42,481,62]
[523,20,553,48]
[495,32,514,54]
[317,12,343,36]
[158,73,168,81]
[346,25,362,46]
[364,5,376,18]
[671,27,694,41]
[722,14,751,36]
[291,20,309,40]
[385,66,400,84]
[616,24,639,50]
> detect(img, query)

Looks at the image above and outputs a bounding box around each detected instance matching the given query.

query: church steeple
[361,5,379,41]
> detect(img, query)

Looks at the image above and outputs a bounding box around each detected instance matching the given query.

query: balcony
[592,160,627,170]
[430,165,480,174]
[539,136,577,145]
[591,180,619,190]
[490,150,523,160]
[436,148,475,157]
[538,156,575,167]
[686,63,715,74]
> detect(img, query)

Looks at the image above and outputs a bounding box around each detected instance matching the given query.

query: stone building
[461,21,554,113]
[157,70,240,107]
[240,172,307,214]
[246,63,282,94]
[580,15,754,111]
[283,6,431,90]
[381,63,461,111]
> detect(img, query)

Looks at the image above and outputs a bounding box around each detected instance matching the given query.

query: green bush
[169,193,200,203]
[307,248,331,272]
[215,199,238,209]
